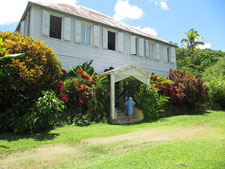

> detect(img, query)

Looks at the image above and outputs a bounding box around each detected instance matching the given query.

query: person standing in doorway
[124,97,129,115]
[125,97,135,122]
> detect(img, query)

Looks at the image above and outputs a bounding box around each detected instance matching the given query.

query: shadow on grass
[0,129,59,142]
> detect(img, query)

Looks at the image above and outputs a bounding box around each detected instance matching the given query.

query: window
[81,24,91,45]
[50,16,62,39]
[167,47,170,62]
[108,31,115,51]
[149,42,153,58]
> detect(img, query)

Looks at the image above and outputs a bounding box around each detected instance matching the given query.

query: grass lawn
[0,110,225,169]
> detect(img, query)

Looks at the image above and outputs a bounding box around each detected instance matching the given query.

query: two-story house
[16,1,177,123]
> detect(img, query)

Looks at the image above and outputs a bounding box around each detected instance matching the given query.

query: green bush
[168,69,208,107]
[0,32,62,132]
[135,84,168,121]
[203,58,225,108]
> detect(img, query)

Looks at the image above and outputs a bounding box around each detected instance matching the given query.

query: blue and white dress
[125,99,135,115]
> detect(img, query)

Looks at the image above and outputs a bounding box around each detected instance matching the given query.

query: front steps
[111,108,140,124]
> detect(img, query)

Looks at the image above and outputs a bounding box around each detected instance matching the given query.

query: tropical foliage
[150,73,182,103]
[54,66,109,126]
[203,57,225,108]
[168,69,208,107]
[181,28,204,53]
[176,48,225,77]
[0,32,62,133]
[135,84,169,121]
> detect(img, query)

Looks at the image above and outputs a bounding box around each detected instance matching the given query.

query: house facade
[16,1,176,76]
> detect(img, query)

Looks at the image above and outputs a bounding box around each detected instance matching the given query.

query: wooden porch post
[110,73,115,119]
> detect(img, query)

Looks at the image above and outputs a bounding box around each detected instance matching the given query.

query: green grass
[0,110,225,169]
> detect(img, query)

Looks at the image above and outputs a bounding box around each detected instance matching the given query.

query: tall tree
[181,28,204,53]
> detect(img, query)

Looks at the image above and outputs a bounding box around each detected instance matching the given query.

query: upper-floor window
[108,31,115,51]
[50,15,62,39]
[81,24,91,45]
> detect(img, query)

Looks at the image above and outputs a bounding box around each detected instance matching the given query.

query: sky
[0,0,225,51]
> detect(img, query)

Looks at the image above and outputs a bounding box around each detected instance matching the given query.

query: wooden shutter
[25,13,29,36]
[86,26,91,45]
[20,21,25,35]
[163,46,168,62]
[93,25,99,47]
[145,40,149,57]
[138,38,144,56]
[81,25,85,44]
[102,27,108,49]
[130,35,136,54]
[42,10,50,36]
[75,20,81,43]
[149,43,153,59]
[171,47,176,62]
[155,43,160,60]
[118,32,123,52]
[64,17,71,41]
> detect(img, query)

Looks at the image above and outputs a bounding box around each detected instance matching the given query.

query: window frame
[49,15,62,40]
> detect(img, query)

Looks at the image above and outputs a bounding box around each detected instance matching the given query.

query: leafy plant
[135,84,169,121]
[36,90,64,129]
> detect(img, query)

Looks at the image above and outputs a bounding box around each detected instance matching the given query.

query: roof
[17,1,176,47]
[102,64,150,77]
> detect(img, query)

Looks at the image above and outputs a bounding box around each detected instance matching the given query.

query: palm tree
[181,28,205,53]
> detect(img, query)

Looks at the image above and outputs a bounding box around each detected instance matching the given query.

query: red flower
[77,68,83,74]
[78,87,83,91]
[57,81,64,91]
[79,97,84,103]
[60,93,68,102]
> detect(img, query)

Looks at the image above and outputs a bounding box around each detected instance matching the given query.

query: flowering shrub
[54,67,109,126]
[150,73,182,103]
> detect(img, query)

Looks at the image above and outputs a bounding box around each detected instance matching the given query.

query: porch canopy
[102,64,150,120]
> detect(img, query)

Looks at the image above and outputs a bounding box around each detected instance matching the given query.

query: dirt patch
[84,127,206,145]
[0,144,77,169]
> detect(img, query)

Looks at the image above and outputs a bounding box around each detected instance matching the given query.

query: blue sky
[1,0,225,51]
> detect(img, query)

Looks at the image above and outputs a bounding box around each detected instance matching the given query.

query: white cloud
[113,0,143,21]
[160,1,169,10]
[197,42,211,49]
[135,26,158,36]
[150,0,169,10]
[0,0,78,25]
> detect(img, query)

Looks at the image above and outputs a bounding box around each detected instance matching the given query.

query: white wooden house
[16,1,176,75]
[16,1,177,123]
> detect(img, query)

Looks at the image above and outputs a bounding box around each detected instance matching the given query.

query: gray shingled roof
[18,1,176,46]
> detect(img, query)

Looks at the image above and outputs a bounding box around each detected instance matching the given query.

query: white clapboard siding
[130,35,136,54]
[138,38,144,57]
[118,32,123,52]
[171,47,176,62]
[145,40,149,57]
[93,25,100,47]
[102,27,108,49]
[63,17,71,41]
[155,43,160,60]
[75,20,81,43]
[20,21,25,35]
[42,10,50,36]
